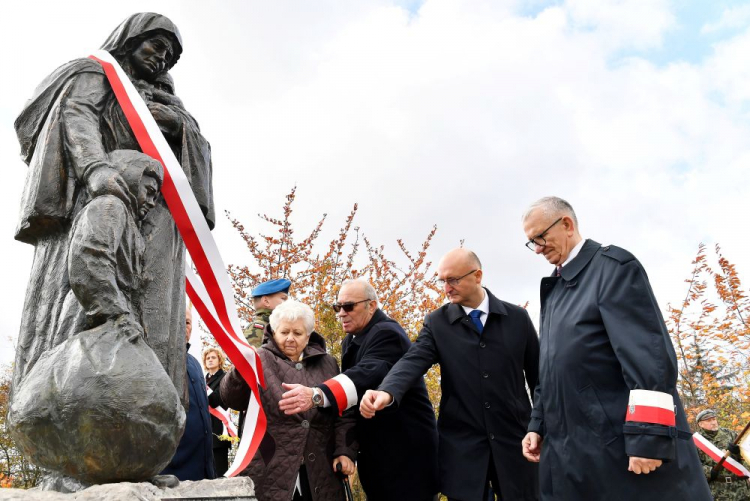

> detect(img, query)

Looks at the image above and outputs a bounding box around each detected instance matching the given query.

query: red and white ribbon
[89,50,265,477]
[320,374,358,416]
[624,389,675,427]
[693,432,750,478]
[206,386,238,437]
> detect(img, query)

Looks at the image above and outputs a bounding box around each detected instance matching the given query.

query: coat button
[489,433,495,440]
[301,420,310,428]
[479,342,486,348]
[482,371,489,378]
[295,362,303,370]
[308,453,316,462]
[484,402,491,409]
[314,487,320,494]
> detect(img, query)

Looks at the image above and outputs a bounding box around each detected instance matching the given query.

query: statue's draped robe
[13,18,214,408]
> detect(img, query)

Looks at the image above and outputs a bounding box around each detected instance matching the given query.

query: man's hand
[628,457,663,474]
[359,390,393,418]
[333,455,355,476]
[522,432,542,462]
[278,383,314,415]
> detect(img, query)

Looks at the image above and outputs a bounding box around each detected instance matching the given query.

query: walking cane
[711,420,750,477]
[336,462,354,501]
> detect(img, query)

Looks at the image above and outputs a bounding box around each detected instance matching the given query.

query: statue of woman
[13,12,214,408]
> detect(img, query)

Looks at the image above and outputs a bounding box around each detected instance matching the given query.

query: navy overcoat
[380,289,540,501]
[529,239,711,500]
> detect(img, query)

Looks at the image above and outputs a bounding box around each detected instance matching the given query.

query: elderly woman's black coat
[220,330,356,501]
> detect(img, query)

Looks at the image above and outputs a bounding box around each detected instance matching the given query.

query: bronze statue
[10,12,215,487]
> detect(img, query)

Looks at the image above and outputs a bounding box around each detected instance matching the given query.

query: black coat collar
[445,288,508,324]
[559,239,600,281]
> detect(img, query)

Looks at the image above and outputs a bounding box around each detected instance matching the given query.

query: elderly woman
[221,300,356,501]
[203,347,231,476]
[13,13,213,407]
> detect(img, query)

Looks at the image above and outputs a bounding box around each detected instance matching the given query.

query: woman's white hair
[269,299,315,335]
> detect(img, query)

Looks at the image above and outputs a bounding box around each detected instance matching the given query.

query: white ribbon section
[693,432,750,478]
[628,390,674,411]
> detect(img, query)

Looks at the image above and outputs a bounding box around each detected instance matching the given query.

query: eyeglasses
[525,218,562,251]
[436,269,478,287]
[332,299,370,313]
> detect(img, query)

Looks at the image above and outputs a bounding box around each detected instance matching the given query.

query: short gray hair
[522,196,578,227]
[269,300,315,335]
[341,278,378,304]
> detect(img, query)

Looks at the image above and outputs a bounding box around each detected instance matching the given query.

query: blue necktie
[469,309,484,334]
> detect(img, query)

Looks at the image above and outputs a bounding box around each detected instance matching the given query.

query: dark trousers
[449,455,500,501]
[292,465,313,501]
[213,447,229,477]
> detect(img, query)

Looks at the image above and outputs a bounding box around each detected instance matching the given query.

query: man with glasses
[519,196,710,501]
[278,278,439,501]
[360,248,540,501]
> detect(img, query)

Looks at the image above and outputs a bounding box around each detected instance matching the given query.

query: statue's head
[101,13,183,81]
[108,150,164,220]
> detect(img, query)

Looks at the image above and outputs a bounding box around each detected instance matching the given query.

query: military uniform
[243,308,271,348]
[697,427,750,500]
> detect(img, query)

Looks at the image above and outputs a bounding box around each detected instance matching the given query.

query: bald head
[437,248,485,307]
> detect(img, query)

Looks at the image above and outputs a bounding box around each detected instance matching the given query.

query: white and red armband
[319,374,358,416]
[625,389,675,427]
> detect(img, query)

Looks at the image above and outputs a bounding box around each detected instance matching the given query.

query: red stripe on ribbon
[323,379,348,416]
[208,406,237,438]
[90,53,266,474]
[693,433,750,478]
[625,405,675,427]
[89,55,265,387]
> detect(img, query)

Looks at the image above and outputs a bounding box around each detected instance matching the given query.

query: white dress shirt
[462,287,489,325]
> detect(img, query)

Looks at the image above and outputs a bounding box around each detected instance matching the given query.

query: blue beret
[251,278,291,298]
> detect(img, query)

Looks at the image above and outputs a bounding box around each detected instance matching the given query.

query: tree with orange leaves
[225,187,446,407]
[668,243,750,432]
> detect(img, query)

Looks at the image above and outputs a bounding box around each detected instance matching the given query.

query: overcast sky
[1,0,749,366]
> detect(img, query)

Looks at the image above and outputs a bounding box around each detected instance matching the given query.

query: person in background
[161,307,216,481]
[695,409,750,500]
[204,347,230,476]
[243,279,291,348]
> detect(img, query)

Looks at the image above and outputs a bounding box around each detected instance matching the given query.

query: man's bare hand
[278,383,313,415]
[359,390,393,418]
[522,432,542,462]
[628,456,662,474]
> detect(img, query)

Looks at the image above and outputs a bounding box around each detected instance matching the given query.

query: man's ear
[562,216,576,235]
[475,269,483,285]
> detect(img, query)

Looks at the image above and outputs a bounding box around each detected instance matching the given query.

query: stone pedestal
[0,477,255,501]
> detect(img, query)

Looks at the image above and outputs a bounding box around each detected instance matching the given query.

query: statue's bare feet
[149,474,180,489]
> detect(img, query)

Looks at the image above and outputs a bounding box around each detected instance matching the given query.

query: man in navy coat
[161,307,216,481]
[520,196,710,500]
[361,249,540,501]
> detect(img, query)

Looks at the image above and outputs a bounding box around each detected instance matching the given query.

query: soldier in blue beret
[243,278,291,348]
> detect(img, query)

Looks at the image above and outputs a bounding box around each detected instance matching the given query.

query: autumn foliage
[225,187,446,407]
[667,243,750,432]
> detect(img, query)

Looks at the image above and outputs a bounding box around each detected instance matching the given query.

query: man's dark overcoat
[379,289,540,501]
[529,239,711,500]
[325,309,439,501]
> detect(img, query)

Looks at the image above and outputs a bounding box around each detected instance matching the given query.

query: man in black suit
[361,249,540,501]
[278,278,439,501]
